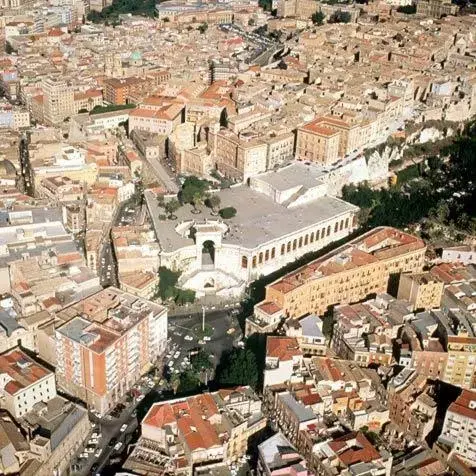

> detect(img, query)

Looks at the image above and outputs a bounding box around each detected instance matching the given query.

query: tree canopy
[311,10,325,25]
[342,120,476,235]
[328,10,352,23]
[180,176,210,205]
[87,0,156,22]
[215,348,259,389]
[219,207,237,219]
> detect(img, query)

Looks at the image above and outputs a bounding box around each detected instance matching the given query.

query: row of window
[242,218,351,269]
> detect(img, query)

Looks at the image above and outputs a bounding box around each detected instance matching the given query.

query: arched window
[321,227,326,238]
[281,244,285,255]
[265,250,269,261]
[316,229,320,240]
[293,239,297,250]
[310,232,314,243]
[241,256,248,268]
[252,256,256,268]
[340,220,344,231]
[299,237,303,248]
[327,226,331,236]
[287,242,291,252]
[271,248,275,259]
[334,222,339,233]
[259,252,263,264]
[345,217,349,228]
[304,235,308,246]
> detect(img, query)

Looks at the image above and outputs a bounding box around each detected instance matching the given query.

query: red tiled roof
[266,337,302,361]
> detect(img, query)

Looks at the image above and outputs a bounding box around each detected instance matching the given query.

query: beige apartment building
[444,335,476,390]
[296,121,340,165]
[0,348,57,418]
[398,272,444,311]
[416,0,458,18]
[42,78,74,125]
[210,128,268,181]
[258,227,426,320]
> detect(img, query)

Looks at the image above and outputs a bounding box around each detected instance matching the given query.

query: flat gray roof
[299,314,324,339]
[278,392,316,423]
[145,185,358,252]
[254,162,326,192]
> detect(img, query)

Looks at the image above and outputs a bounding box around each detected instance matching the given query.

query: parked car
[184,335,193,341]
[94,449,102,458]
[203,336,211,342]
[114,442,123,451]
[120,424,127,432]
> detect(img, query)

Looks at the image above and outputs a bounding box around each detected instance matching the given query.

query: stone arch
[202,240,215,266]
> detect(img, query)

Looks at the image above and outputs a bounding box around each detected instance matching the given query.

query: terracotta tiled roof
[266,337,302,361]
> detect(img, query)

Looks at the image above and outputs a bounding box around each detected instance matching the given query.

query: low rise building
[312,431,392,476]
[332,294,412,367]
[264,336,303,388]
[0,348,56,418]
[286,314,327,356]
[387,368,437,443]
[397,272,444,311]
[441,244,476,265]
[125,387,266,474]
[23,396,90,476]
[258,432,314,476]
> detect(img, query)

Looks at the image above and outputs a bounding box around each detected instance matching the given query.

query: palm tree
[165,199,180,220]
[206,194,221,215]
[192,191,203,214]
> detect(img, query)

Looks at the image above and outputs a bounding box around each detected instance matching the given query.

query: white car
[79,452,89,459]
[184,335,193,341]
[86,447,95,453]
[94,448,102,458]
[203,336,211,342]
[174,351,180,359]
[120,424,127,432]
[114,442,123,451]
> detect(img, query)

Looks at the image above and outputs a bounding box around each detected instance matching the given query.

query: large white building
[144,164,359,298]
[0,348,57,418]
[438,390,476,464]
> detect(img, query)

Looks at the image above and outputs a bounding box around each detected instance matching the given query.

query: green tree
[258,0,272,11]
[165,199,180,219]
[216,348,258,388]
[198,23,208,34]
[180,176,209,204]
[206,195,221,214]
[177,370,201,394]
[219,207,237,219]
[329,10,352,23]
[191,350,213,372]
[175,289,196,305]
[311,10,325,25]
[396,4,417,13]
[192,191,204,213]
[157,267,181,301]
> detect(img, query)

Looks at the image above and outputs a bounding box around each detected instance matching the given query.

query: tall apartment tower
[42,78,75,125]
